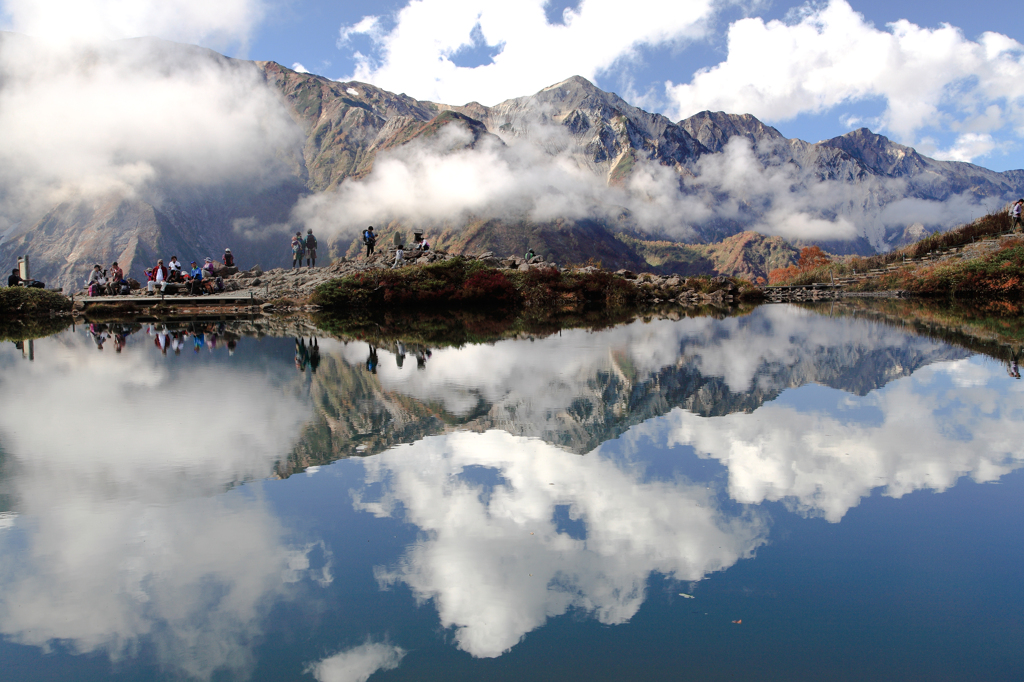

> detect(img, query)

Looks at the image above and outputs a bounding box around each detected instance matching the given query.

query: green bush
[0,287,72,316]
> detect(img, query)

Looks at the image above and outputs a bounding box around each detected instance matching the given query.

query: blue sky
[2,0,1022,171]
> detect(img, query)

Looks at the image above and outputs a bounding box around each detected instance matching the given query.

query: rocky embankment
[229,248,754,307]
[50,247,756,316]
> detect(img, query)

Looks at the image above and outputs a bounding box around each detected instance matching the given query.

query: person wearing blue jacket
[189,261,204,295]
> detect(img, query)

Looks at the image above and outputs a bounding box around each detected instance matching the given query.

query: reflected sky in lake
[0,307,1021,681]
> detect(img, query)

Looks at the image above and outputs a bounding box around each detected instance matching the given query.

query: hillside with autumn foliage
[768,212,1024,297]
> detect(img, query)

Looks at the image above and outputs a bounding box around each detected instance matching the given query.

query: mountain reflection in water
[0,305,1021,681]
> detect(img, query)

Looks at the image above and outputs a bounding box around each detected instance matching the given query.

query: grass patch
[0,287,72,317]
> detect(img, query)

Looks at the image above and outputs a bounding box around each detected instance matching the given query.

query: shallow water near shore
[1,305,1022,681]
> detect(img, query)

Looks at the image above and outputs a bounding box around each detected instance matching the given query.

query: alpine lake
[1,299,1022,682]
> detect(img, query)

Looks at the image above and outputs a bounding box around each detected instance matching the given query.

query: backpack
[363,230,375,245]
[305,234,317,249]
[292,239,304,255]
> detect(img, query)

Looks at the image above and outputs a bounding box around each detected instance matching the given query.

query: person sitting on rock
[86,264,107,296]
[189,261,205,295]
[8,268,21,287]
[202,258,224,292]
[167,256,183,282]
[525,248,536,261]
[223,248,235,268]
[152,259,169,294]
[107,261,125,295]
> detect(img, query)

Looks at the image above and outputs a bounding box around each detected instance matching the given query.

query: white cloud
[0,0,264,48]
[338,0,716,105]
[0,35,302,227]
[930,133,1001,162]
[337,15,384,47]
[291,61,309,73]
[306,641,406,682]
[666,0,1024,156]
[359,430,768,658]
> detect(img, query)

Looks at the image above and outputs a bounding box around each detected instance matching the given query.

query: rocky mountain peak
[819,127,925,177]
[678,111,786,153]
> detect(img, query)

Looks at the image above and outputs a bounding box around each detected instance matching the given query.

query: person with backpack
[1011,199,1023,233]
[304,229,318,267]
[291,231,305,269]
[363,226,376,257]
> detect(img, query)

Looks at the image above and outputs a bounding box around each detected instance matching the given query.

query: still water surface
[0,306,1022,681]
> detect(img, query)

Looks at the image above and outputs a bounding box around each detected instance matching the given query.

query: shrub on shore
[0,287,72,316]
[312,257,640,311]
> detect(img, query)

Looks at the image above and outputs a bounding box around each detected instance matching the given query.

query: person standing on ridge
[305,229,318,267]
[363,226,376,258]
[291,231,305,269]
[1011,199,1023,233]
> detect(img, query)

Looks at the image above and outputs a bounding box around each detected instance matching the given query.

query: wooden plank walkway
[75,293,257,307]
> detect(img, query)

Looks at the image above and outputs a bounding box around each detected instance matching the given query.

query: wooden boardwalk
[75,293,258,308]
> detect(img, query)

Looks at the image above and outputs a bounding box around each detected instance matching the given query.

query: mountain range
[1,36,1022,291]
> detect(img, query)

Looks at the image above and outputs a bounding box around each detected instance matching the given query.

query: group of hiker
[292,229,319,268]
[361,226,431,268]
[83,248,236,296]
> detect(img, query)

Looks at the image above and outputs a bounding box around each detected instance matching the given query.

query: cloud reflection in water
[356,430,769,658]
[0,331,320,680]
